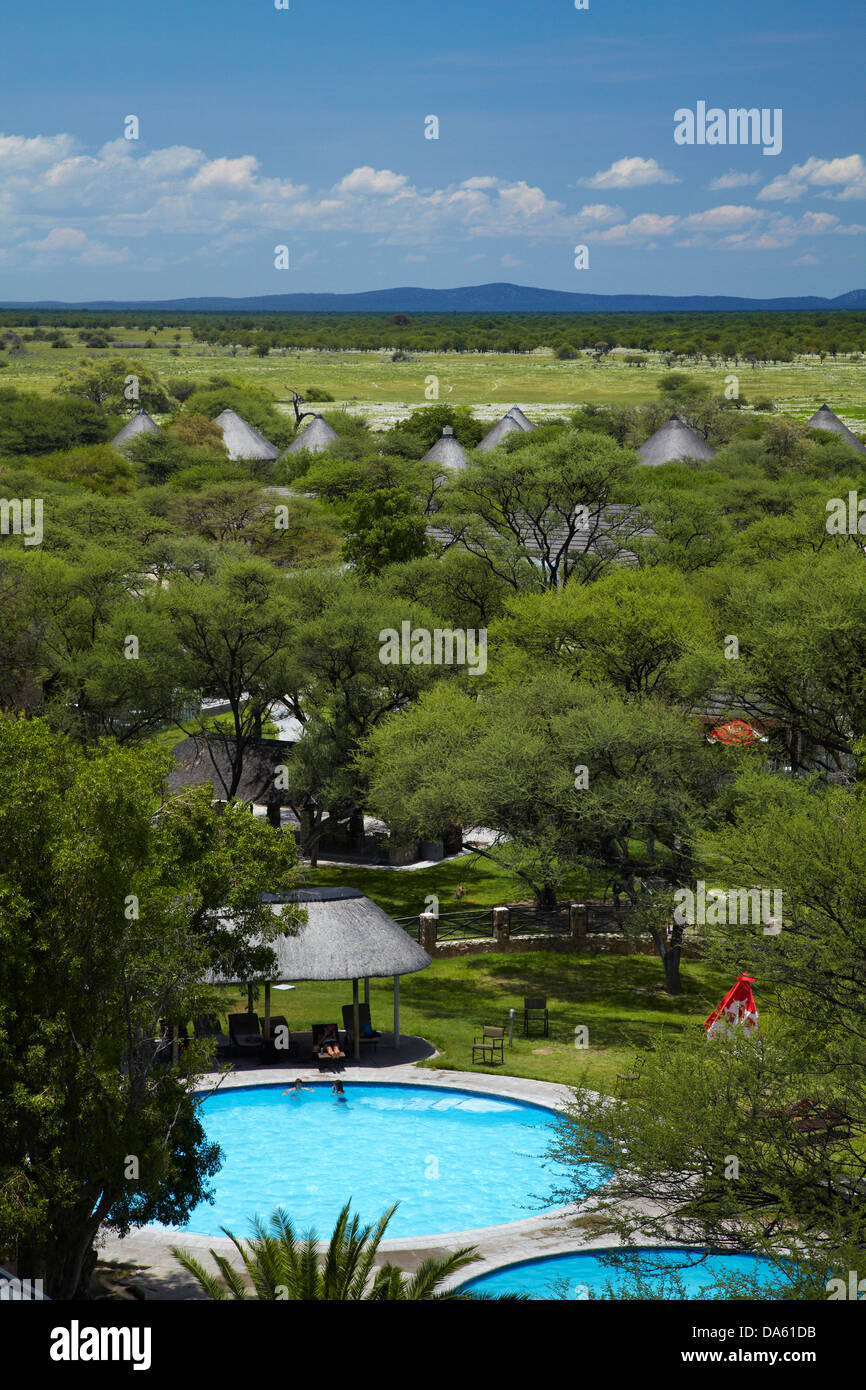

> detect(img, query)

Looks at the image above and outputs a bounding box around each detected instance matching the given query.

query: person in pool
[283,1078,314,1097]
[331,1081,347,1102]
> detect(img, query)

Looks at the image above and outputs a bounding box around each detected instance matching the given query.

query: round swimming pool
[171,1082,589,1239]
[460,1247,783,1300]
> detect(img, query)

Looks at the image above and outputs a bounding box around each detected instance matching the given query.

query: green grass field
[3,335,865,424]
[215,950,731,1095]
[203,855,730,1095]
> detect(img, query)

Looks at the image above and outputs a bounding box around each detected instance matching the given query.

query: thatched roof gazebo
[111,409,160,451]
[807,404,866,454]
[422,425,466,469]
[283,414,340,456]
[214,409,280,461]
[637,414,716,466]
[210,887,432,1057]
[476,411,526,453]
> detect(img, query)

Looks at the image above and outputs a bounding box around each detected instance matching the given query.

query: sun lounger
[312,1023,346,1068]
[228,1013,263,1056]
[342,1002,380,1053]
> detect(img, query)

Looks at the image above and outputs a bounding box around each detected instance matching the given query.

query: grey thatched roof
[111,409,160,450]
[422,425,467,469]
[283,414,340,455]
[209,886,432,984]
[637,414,716,466]
[214,409,279,461]
[476,412,525,452]
[167,734,296,805]
[807,404,866,454]
[506,405,535,431]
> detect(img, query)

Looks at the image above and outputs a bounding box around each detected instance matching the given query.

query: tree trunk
[536,883,559,910]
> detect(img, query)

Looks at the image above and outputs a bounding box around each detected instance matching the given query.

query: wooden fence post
[570,901,588,941]
[492,905,510,944]
[419,911,438,954]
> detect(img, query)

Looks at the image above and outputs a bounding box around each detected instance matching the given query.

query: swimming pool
[460,1247,783,1300]
[171,1082,589,1239]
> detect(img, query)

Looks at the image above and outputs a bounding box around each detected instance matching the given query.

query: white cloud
[759,154,866,202]
[27,225,130,264]
[579,156,680,189]
[597,213,680,242]
[190,156,259,191]
[336,166,408,195]
[707,170,760,190]
[682,205,764,230]
[501,253,523,267]
[575,203,624,224]
[1,130,863,272]
[0,132,77,169]
[33,226,86,250]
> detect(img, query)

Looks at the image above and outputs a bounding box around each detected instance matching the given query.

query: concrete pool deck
[98,1043,620,1300]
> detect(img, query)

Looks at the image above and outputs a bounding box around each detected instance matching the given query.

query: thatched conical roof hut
[422,425,466,469]
[807,404,866,454]
[506,405,535,431]
[476,412,525,453]
[111,409,159,451]
[208,885,432,1056]
[637,414,716,466]
[254,887,431,982]
[214,409,279,461]
[283,414,340,456]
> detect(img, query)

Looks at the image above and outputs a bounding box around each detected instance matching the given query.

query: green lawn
[299,855,593,917]
[215,947,731,1096]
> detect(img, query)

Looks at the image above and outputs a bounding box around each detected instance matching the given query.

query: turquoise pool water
[460,1248,782,1300]
[173,1082,588,1239]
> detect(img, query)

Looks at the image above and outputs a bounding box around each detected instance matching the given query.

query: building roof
[506,405,535,431]
[637,414,716,466]
[807,404,866,454]
[208,886,432,984]
[167,734,296,805]
[111,409,160,450]
[214,408,280,461]
[421,425,467,469]
[475,412,525,452]
[283,414,340,455]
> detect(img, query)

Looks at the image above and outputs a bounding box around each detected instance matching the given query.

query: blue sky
[0,0,864,300]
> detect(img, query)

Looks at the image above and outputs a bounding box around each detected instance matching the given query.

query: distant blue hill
[2,282,865,313]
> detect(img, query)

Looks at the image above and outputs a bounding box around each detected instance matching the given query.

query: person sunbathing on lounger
[318,1026,344,1058]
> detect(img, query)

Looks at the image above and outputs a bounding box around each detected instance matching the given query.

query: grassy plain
[3,333,865,424]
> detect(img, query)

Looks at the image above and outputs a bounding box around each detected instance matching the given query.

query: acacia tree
[277,573,446,862]
[362,673,715,988]
[548,769,866,1291]
[167,557,296,797]
[437,428,642,590]
[718,548,866,774]
[0,718,300,1298]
